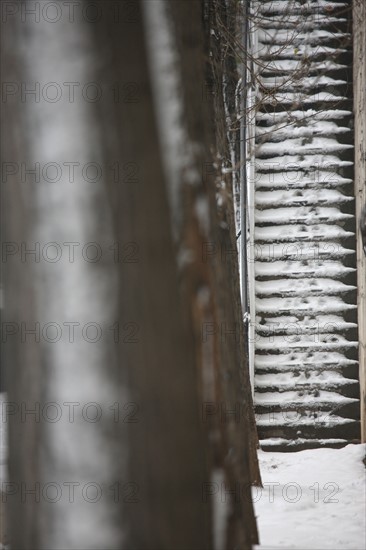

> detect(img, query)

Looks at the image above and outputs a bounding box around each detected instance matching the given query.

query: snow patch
[254,444,366,549]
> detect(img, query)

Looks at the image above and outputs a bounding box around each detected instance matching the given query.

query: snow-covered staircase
[253,0,360,451]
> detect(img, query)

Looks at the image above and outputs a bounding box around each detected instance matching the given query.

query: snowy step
[255,334,358,352]
[256,419,360,442]
[259,59,347,75]
[255,171,352,189]
[253,242,354,262]
[254,378,359,399]
[257,137,353,157]
[257,45,347,61]
[255,223,354,242]
[258,15,347,30]
[255,188,353,207]
[256,413,357,429]
[257,423,360,445]
[255,278,356,296]
[256,314,357,334]
[255,351,357,369]
[254,244,355,263]
[255,207,353,225]
[258,437,362,454]
[257,1,348,15]
[258,437,356,452]
[255,389,358,406]
[256,296,356,314]
[258,85,349,103]
[255,154,353,172]
[256,109,352,125]
[258,29,350,45]
[255,371,357,388]
[254,361,358,377]
[258,91,349,107]
[255,402,360,420]
[256,119,350,140]
[255,260,355,278]
[255,327,357,342]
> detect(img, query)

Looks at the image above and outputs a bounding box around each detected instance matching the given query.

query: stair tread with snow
[255,260,355,278]
[255,278,356,296]
[255,207,353,225]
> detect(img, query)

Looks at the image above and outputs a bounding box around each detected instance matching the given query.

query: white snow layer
[254,444,366,549]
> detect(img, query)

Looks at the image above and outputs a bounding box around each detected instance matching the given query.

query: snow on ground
[254,444,366,550]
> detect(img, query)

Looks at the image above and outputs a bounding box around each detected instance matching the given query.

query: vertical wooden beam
[353,0,366,442]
